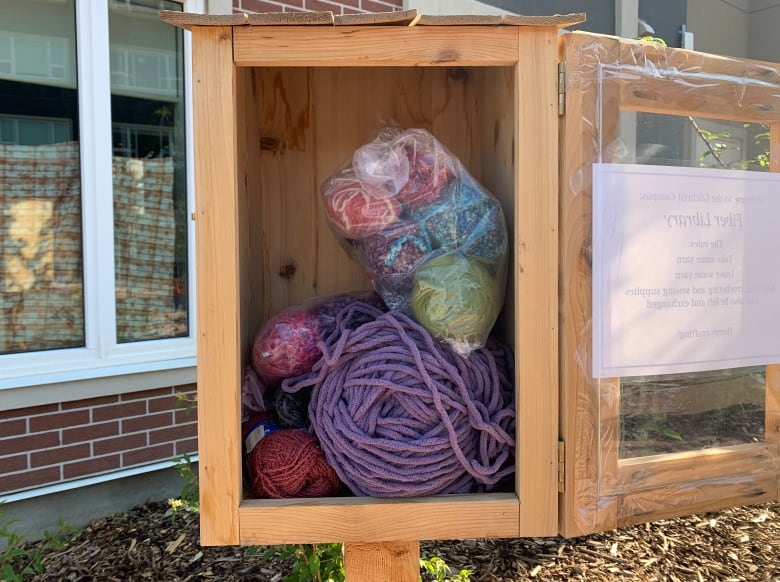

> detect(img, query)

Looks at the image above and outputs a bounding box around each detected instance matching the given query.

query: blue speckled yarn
[418,170,507,264]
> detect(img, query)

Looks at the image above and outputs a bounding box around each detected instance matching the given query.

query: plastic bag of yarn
[251,291,386,385]
[319,126,508,356]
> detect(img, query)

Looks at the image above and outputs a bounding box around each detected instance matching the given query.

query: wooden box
[162,10,780,553]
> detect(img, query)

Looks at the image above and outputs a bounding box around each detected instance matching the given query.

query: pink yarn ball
[323,178,401,239]
[252,309,324,385]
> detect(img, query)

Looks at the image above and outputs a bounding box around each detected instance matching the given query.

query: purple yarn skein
[282,303,515,497]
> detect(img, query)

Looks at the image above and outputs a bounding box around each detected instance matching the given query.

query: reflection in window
[0,0,83,355]
[110,0,188,343]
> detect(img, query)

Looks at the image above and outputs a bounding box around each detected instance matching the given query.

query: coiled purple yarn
[283,303,515,497]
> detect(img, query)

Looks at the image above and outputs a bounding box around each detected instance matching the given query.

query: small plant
[168,452,200,517]
[265,543,345,582]
[168,391,200,518]
[623,412,684,445]
[420,555,473,582]
[173,390,198,415]
[0,503,75,581]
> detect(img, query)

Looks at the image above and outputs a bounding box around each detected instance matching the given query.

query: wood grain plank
[234,26,521,67]
[239,68,269,348]
[255,68,323,315]
[238,494,521,544]
[417,13,585,28]
[246,11,333,26]
[558,32,622,538]
[768,124,780,500]
[160,10,247,29]
[599,378,620,495]
[344,542,419,582]
[514,27,560,537]
[613,443,780,494]
[191,27,242,546]
[334,9,418,26]
[309,67,374,299]
[617,476,778,527]
[478,66,516,348]
[617,39,780,123]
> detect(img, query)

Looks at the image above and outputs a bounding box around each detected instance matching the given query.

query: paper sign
[592,163,780,378]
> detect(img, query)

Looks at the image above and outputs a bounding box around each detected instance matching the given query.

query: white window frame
[0,0,203,406]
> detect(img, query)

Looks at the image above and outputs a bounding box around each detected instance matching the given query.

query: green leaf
[662,428,684,441]
[2,563,22,582]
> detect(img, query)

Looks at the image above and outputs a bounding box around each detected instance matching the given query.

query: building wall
[687,0,749,57]
[405,0,509,15]
[747,0,780,62]
[687,0,780,61]
[1,385,197,495]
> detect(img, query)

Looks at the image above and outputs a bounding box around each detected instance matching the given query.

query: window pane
[0,0,83,355]
[110,0,188,343]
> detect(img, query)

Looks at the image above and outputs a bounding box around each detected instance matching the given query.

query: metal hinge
[557,441,566,493]
[558,62,566,116]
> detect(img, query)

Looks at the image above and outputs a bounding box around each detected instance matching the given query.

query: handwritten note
[592,163,780,378]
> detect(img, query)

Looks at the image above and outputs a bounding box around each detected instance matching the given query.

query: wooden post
[343,541,420,582]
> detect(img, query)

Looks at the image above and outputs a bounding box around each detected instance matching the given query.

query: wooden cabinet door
[558,31,780,537]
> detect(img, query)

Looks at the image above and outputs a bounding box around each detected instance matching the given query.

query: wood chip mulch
[16,499,780,581]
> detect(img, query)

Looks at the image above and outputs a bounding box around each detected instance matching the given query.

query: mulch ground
[15,498,779,581]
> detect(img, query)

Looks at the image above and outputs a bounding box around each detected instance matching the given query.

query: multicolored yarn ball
[322,175,400,239]
[274,387,312,429]
[411,254,502,356]
[395,130,456,211]
[247,429,342,499]
[357,221,433,292]
[252,309,324,385]
[420,185,507,263]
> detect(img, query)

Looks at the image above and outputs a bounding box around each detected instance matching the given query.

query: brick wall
[234,0,403,15]
[0,385,197,495]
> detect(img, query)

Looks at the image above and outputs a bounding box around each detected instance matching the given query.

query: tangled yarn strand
[284,304,515,497]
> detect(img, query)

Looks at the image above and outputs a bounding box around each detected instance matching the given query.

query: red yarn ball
[247,429,342,499]
[323,177,401,239]
[252,309,324,385]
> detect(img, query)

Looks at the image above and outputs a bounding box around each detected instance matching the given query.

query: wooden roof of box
[160,9,586,30]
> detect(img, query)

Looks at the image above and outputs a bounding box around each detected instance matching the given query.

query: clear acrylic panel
[615,112,768,458]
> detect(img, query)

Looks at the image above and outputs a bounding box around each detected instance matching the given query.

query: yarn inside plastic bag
[320,127,508,356]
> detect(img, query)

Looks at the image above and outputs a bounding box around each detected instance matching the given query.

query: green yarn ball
[411,254,502,355]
